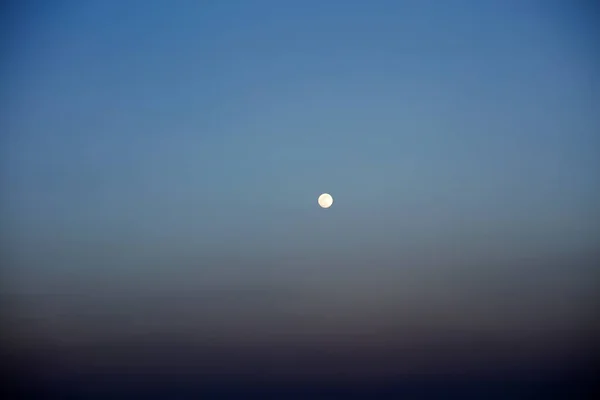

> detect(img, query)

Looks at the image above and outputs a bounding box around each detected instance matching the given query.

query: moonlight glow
[318,193,333,209]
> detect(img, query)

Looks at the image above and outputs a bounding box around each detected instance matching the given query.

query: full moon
[318,193,333,209]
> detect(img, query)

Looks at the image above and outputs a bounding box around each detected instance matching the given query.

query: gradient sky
[2,0,599,368]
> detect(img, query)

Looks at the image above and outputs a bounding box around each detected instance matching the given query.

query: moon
[318,193,333,209]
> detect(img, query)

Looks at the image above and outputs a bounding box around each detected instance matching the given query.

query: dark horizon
[4,248,598,397]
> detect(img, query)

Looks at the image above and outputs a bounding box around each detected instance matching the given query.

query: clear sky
[2,0,599,375]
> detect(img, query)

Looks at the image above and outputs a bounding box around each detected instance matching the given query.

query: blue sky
[2,1,599,351]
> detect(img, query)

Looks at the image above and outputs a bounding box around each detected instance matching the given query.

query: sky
[2,0,599,380]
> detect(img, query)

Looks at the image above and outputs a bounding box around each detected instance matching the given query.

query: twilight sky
[2,0,599,376]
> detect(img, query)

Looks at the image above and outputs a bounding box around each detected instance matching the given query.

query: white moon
[318,193,333,209]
